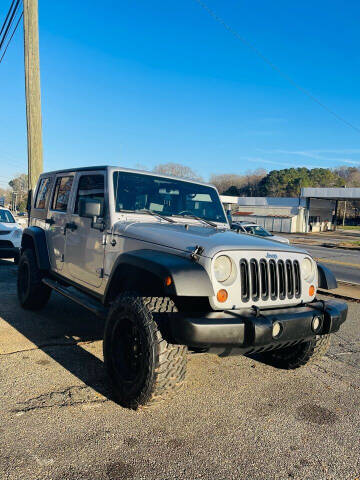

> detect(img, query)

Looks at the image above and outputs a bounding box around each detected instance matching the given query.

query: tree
[333,166,360,187]
[153,163,202,181]
[8,173,28,211]
[258,168,345,197]
[210,169,267,195]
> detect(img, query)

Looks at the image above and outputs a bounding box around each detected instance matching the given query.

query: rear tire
[262,335,331,369]
[17,249,52,310]
[103,294,187,409]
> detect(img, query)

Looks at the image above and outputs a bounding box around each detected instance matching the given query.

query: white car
[231,221,290,244]
[0,207,23,263]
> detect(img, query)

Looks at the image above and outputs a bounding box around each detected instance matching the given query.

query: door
[64,172,106,288]
[46,175,74,272]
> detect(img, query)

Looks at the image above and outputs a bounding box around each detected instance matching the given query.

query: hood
[0,222,20,232]
[113,220,306,258]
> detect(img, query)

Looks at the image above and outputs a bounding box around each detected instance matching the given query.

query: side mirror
[79,198,105,231]
[79,198,102,218]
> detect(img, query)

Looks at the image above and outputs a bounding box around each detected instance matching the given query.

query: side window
[75,174,105,214]
[52,176,74,211]
[35,177,51,209]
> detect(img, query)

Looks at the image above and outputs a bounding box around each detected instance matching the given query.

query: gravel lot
[0,259,359,480]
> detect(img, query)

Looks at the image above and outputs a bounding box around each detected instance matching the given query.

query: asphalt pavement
[299,244,360,285]
[0,259,359,480]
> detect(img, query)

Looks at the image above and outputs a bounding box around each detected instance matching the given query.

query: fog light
[272,321,282,338]
[311,315,322,333]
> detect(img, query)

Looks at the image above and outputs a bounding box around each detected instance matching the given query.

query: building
[220,187,360,233]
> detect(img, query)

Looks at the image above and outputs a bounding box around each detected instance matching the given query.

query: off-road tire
[103,294,187,409]
[17,248,52,310]
[263,335,331,369]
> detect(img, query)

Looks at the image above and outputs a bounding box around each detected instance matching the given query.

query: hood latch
[190,245,205,262]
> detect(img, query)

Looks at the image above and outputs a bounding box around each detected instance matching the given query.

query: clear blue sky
[1,0,360,188]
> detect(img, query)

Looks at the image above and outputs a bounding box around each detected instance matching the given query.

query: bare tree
[210,169,267,195]
[8,173,28,210]
[334,166,360,187]
[153,163,202,181]
[209,174,246,193]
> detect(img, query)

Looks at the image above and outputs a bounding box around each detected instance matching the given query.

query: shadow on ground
[0,260,112,400]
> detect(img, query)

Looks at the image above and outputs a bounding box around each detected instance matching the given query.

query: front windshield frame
[245,225,271,237]
[112,171,227,224]
[0,209,15,224]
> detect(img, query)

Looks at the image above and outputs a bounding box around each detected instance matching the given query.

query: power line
[0,11,22,64]
[0,0,16,38]
[194,0,360,135]
[0,0,20,51]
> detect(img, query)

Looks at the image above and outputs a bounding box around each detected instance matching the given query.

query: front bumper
[0,241,19,259]
[169,300,348,354]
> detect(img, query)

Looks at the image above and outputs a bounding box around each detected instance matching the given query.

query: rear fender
[21,227,50,271]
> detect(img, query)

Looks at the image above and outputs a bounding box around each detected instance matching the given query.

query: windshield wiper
[135,209,176,224]
[174,213,218,228]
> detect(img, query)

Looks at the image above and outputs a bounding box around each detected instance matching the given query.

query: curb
[318,281,360,303]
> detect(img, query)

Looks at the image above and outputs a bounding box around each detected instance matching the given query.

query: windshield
[0,209,15,224]
[113,171,227,223]
[245,225,271,237]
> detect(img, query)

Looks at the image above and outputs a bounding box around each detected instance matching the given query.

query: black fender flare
[21,227,50,271]
[317,263,337,290]
[104,249,214,302]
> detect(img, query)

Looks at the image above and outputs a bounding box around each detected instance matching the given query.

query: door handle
[45,217,55,225]
[64,222,77,233]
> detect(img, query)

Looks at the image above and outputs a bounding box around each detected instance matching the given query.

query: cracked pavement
[0,259,359,480]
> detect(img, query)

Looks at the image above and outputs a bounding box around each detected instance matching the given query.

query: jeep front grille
[239,258,301,302]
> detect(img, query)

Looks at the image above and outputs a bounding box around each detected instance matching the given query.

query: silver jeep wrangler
[17,166,348,409]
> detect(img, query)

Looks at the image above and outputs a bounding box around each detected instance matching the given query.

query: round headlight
[302,257,314,281]
[214,255,232,283]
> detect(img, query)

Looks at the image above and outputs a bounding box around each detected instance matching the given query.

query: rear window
[52,176,73,211]
[35,177,51,209]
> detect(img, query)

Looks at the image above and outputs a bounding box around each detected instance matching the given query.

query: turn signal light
[165,276,172,287]
[217,289,228,303]
[309,285,315,296]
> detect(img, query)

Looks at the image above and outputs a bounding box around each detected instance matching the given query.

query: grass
[339,240,360,248]
[341,225,360,231]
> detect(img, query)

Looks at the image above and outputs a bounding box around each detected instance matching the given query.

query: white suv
[231,221,290,244]
[17,166,348,409]
[0,207,22,263]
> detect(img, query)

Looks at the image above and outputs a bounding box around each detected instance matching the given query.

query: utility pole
[23,0,43,192]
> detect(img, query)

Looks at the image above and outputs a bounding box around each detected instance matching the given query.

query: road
[0,259,359,480]
[293,244,360,285]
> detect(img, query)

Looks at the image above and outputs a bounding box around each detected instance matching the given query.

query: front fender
[105,249,214,301]
[317,263,337,290]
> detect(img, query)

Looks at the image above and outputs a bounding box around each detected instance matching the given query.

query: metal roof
[301,187,360,200]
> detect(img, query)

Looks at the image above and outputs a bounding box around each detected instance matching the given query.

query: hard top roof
[40,165,214,188]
